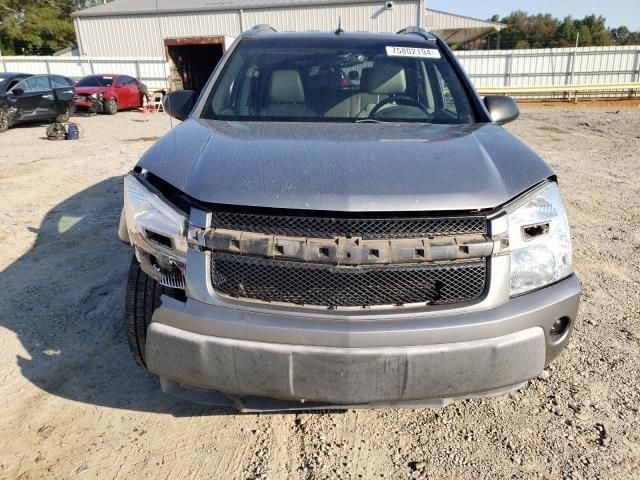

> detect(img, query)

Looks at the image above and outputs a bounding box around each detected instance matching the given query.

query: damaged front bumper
[145,274,581,410]
[75,98,104,112]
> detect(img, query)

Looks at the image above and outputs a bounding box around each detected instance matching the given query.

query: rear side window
[51,76,71,88]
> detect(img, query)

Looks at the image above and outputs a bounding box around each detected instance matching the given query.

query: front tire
[124,256,164,369]
[104,98,118,115]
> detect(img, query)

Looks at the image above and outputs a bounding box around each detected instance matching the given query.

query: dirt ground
[0,104,639,480]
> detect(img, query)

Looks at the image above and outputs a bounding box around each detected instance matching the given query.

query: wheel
[124,256,164,369]
[104,97,118,115]
[0,108,9,133]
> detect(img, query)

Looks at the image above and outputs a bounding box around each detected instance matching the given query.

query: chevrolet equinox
[118,26,581,411]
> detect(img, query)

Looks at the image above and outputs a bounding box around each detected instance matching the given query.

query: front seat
[323,62,407,118]
[357,60,407,117]
[261,69,315,117]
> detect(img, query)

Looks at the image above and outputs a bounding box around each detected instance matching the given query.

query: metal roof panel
[73,0,384,17]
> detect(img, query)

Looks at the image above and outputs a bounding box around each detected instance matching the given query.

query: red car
[74,74,148,114]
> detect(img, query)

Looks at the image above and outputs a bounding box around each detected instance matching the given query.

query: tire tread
[125,256,161,369]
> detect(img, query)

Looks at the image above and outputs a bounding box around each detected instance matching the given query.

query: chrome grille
[211,210,487,239]
[211,252,486,308]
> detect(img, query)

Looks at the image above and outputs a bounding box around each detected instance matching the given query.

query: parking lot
[0,105,639,479]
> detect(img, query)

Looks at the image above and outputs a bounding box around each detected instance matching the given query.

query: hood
[138,119,553,212]
[75,86,109,95]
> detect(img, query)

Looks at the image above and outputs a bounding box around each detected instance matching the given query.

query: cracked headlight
[89,93,103,100]
[508,182,573,296]
[123,173,188,265]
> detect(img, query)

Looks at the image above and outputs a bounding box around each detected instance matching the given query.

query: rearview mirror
[11,87,24,96]
[483,95,519,125]
[163,90,197,121]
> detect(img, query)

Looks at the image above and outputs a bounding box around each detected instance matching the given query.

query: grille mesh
[211,211,486,239]
[211,253,486,307]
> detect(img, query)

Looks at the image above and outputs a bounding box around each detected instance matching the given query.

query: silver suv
[119,26,581,411]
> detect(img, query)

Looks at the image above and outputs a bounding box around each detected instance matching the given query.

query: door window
[117,76,135,87]
[13,76,50,93]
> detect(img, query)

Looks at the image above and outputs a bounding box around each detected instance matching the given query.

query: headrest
[269,69,305,103]
[361,61,406,95]
[359,68,373,91]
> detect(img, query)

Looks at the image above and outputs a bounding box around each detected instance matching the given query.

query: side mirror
[163,90,197,121]
[11,87,24,96]
[483,95,519,125]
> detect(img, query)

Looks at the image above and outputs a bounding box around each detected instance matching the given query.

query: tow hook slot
[136,249,185,289]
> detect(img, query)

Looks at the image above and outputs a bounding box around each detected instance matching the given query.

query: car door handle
[42,94,54,99]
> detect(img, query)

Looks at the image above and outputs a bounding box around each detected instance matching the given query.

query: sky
[429,0,640,31]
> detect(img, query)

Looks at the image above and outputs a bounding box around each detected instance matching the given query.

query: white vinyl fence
[1,44,639,94]
[456,45,640,88]
[0,55,168,89]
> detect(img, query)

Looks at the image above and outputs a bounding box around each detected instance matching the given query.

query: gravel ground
[0,105,639,480]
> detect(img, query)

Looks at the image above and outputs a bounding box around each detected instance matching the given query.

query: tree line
[0,0,111,55]
[474,11,640,50]
[0,0,77,55]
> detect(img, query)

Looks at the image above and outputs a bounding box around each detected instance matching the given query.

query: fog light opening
[550,316,570,336]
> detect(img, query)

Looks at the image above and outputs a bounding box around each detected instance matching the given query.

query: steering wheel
[368,95,430,118]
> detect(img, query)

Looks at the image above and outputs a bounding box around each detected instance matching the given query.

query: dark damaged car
[0,73,75,133]
[119,27,581,411]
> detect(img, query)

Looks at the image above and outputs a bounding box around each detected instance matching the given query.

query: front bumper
[145,274,581,408]
[74,99,103,112]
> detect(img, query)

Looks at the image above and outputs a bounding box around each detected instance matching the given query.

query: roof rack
[396,27,437,42]
[244,24,278,36]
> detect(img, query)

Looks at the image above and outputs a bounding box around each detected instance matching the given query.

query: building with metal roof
[70,0,503,91]
[72,0,504,56]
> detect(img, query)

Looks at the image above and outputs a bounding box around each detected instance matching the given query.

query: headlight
[123,174,188,265]
[89,93,103,100]
[507,182,573,296]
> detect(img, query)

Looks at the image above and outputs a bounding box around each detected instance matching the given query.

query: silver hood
[137,119,553,212]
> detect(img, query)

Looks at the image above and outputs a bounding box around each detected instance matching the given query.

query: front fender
[118,209,130,244]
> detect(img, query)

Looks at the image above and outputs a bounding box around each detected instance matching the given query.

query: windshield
[77,76,114,87]
[203,36,475,123]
